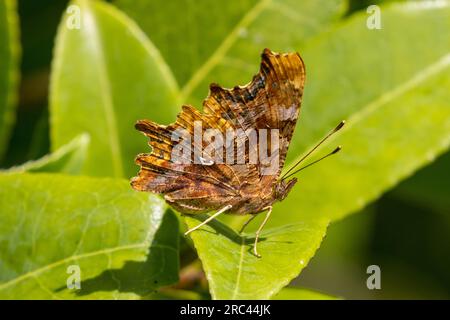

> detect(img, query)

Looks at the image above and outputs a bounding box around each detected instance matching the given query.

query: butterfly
[131,48,344,257]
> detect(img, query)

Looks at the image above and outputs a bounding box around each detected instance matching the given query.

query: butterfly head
[274,178,298,201]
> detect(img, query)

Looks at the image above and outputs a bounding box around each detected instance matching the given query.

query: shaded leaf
[143,288,204,300]
[0,0,20,161]
[0,173,178,299]
[50,0,180,178]
[4,133,89,174]
[184,215,328,299]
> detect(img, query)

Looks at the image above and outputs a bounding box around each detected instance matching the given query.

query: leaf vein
[179,0,272,101]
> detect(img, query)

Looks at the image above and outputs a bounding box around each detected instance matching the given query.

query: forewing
[203,48,305,183]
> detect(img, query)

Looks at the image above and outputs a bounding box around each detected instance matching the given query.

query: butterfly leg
[184,204,232,236]
[253,206,273,258]
[239,214,258,234]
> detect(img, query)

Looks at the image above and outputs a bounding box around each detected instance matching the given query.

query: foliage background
[0,0,449,299]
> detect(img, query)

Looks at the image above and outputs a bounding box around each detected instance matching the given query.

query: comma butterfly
[131,49,344,257]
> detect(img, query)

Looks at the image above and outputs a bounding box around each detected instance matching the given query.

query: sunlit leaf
[185,215,328,299]
[0,173,179,299]
[50,0,180,178]
[269,2,450,226]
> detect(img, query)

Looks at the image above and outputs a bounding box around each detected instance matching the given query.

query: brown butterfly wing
[203,49,305,188]
[131,106,258,214]
[131,49,305,214]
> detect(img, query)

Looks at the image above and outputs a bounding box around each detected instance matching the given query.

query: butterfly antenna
[281,120,345,180]
[282,146,342,180]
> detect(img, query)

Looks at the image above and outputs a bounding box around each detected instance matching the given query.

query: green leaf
[50,0,180,178]
[4,133,89,174]
[272,287,338,300]
[185,215,328,299]
[114,0,346,104]
[0,173,179,299]
[268,1,450,227]
[0,0,20,161]
[105,0,450,300]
